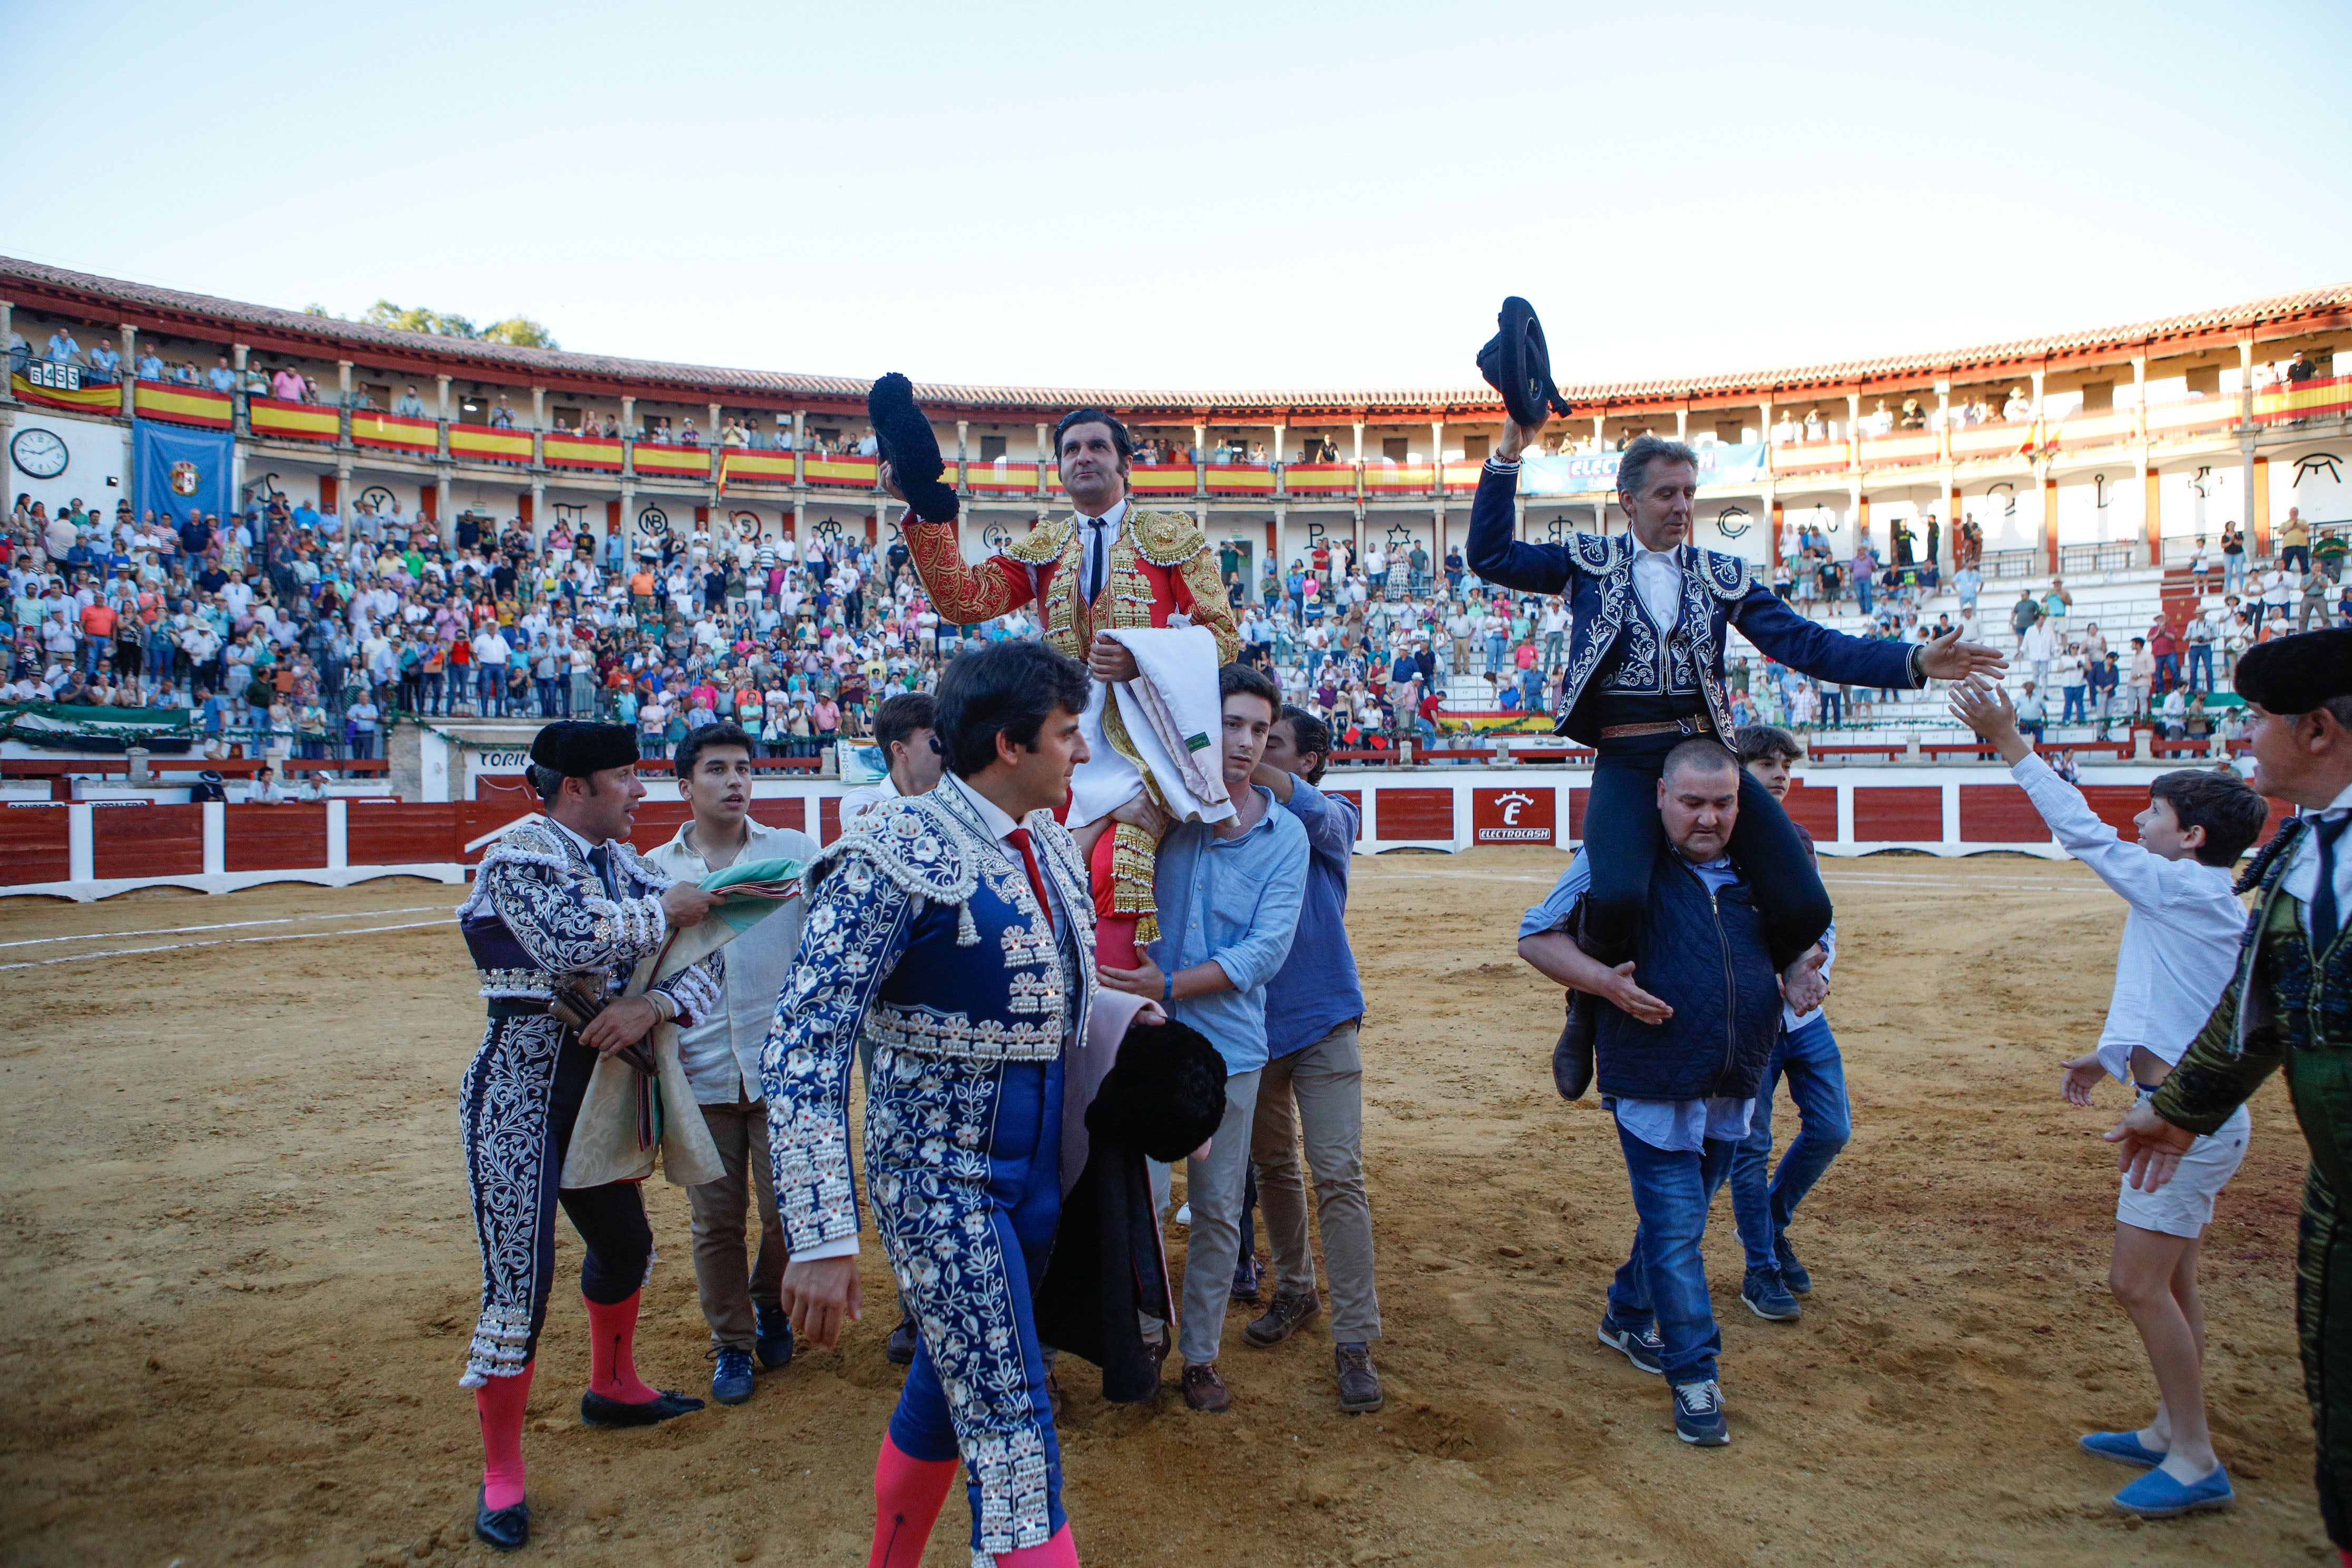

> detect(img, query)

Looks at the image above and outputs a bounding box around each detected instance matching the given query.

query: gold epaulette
[1005,517,1073,564]
[1130,507,1206,567]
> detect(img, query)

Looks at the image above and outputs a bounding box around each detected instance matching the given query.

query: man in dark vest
[2110,630,2352,1547]
[1516,738,1818,1447]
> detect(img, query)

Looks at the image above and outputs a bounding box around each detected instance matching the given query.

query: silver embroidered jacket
[456,815,722,1024]
[759,783,1094,1254]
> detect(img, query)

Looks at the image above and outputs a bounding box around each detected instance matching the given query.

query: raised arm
[1464,457,1571,594]
[901,518,1037,625]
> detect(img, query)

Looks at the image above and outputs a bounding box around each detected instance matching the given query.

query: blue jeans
[1485,634,1506,674]
[2062,686,2087,723]
[2187,644,2214,692]
[1606,1121,1736,1386]
[1726,1016,1851,1275]
[1855,577,1873,615]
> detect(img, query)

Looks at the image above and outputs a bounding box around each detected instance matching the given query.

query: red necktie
[1003,826,1054,924]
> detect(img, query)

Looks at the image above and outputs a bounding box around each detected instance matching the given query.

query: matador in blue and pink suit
[764,772,1094,1568]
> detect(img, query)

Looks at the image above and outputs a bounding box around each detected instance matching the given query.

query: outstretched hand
[2105,1098,2196,1191]
[1780,945,1829,1014]
[1947,679,2031,764]
[1918,629,2007,683]
[1596,961,1672,1025]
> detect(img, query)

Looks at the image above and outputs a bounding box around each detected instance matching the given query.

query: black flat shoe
[475,1489,530,1552]
[580,1388,706,1428]
[886,1314,919,1367]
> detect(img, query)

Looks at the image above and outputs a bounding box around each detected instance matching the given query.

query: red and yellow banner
[1283,463,1359,495]
[1127,463,1195,496]
[965,460,1041,494]
[1206,464,1275,495]
[350,410,437,452]
[633,441,713,478]
[449,424,533,463]
[132,379,232,429]
[802,454,878,488]
[1856,433,1938,468]
[1363,462,1435,494]
[11,371,120,415]
[2256,375,2352,423]
[250,397,341,442]
[543,433,622,472]
[1438,460,1484,494]
[717,449,796,491]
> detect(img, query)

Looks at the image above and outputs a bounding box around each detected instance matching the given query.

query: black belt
[488,998,555,1020]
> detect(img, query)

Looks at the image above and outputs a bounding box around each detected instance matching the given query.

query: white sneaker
[1174,1203,1192,1228]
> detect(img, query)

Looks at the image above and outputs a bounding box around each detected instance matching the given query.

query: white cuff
[796,1234,859,1261]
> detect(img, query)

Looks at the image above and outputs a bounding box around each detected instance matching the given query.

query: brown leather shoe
[1243,1290,1322,1348]
[1180,1361,1231,1413]
[1334,1343,1384,1414]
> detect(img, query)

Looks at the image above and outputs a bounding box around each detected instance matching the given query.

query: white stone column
[435,374,453,461]
[1035,422,1051,498]
[1351,421,1364,465]
[1675,406,1688,442]
[956,418,969,491]
[118,324,138,417]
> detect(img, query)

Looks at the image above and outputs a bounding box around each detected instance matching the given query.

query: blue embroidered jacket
[760,782,1094,1253]
[1466,460,1917,746]
[456,815,721,1023]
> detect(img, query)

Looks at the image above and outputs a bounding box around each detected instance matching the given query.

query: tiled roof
[3,256,2346,419]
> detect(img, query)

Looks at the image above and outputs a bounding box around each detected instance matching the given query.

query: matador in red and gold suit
[900,407,1239,970]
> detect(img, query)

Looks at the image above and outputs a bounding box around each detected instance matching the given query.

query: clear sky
[8,0,2347,394]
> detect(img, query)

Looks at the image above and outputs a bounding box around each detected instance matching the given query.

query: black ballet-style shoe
[579,1387,707,1428]
[474,1488,530,1552]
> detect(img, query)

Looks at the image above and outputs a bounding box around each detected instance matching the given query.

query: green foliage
[355,300,558,350]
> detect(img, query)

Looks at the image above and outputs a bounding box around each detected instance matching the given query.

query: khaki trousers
[688,1097,787,1353]
[1250,1021,1381,1342]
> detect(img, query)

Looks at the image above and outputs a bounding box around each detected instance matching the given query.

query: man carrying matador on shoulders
[870,375,1240,973]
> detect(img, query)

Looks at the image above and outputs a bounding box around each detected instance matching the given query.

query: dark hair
[1278,703,1332,784]
[934,642,1090,778]
[1053,407,1133,466]
[873,691,936,758]
[1219,662,1280,721]
[1661,736,1739,786]
[1732,723,1805,766]
[674,720,753,780]
[2149,767,2269,868]
[1618,434,1700,499]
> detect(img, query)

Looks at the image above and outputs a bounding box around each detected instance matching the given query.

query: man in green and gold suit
[2111,628,2352,1557]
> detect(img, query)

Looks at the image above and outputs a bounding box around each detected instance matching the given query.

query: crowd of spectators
[0,475,2332,770]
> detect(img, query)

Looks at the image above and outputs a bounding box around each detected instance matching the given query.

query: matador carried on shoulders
[870,376,1239,970]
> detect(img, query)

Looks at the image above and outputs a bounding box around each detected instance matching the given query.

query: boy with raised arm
[1951,680,2267,1518]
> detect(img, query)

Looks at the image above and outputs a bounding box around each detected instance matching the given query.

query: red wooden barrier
[0,806,71,885]
[1781,779,1839,838]
[224,805,327,871]
[1853,787,1941,840]
[1378,788,1454,839]
[93,803,204,877]
[1957,783,2045,842]
[349,801,463,865]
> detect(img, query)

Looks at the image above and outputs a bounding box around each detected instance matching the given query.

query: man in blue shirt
[1100,663,1309,1414]
[1241,705,1384,1414]
[1517,739,1821,1446]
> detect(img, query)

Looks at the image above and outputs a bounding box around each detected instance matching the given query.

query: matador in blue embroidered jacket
[1467,446,1932,978]
[763,773,1094,1566]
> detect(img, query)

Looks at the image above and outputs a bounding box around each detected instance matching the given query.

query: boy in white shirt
[1950,680,2269,1517]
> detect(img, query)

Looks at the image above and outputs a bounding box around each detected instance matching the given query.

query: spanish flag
[131,381,232,429]
[12,372,119,416]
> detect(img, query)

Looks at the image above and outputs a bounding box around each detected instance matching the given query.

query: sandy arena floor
[0,849,2328,1566]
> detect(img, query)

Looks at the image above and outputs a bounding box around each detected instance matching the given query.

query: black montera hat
[2235,629,2352,715]
[1476,296,1574,428]
[1084,1016,1229,1165]
[867,372,959,524]
[529,720,639,778]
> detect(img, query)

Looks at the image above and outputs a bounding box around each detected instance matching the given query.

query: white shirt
[837,771,903,831]
[643,816,818,1104]
[2012,754,2248,1083]
[1631,544,1683,634]
[2281,778,2352,947]
[1075,495,1129,605]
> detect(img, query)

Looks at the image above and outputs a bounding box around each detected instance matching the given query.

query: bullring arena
[6,109,2352,1568]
